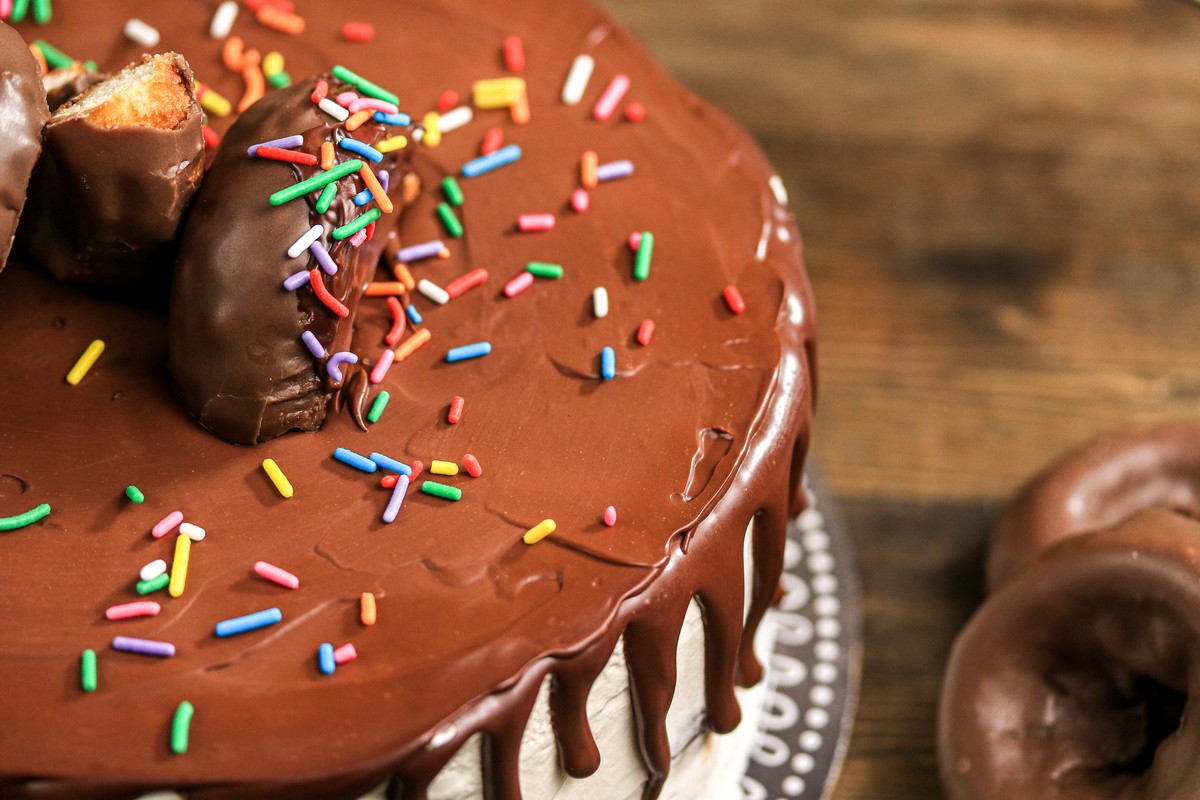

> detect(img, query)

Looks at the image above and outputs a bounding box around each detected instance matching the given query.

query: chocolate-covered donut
[989,422,1200,587]
[169,75,411,445]
[0,20,48,271]
[941,508,1200,800]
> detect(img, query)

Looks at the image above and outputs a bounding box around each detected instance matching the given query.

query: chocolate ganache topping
[0,19,47,271]
[0,1,815,798]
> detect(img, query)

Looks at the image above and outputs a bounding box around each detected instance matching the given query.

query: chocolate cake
[0,1,815,797]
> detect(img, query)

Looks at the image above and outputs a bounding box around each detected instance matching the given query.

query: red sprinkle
[364,221,376,241]
[480,127,504,155]
[517,214,555,233]
[202,125,221,149]
[503,35,525,72]
[436,90,459,113]
[245,0,294,10]
[311,79,329,104]
[723,285,746,315]
[309,270,349,317]
[385,296,407,346]
[341,21,375,42]
[381,474,399,489]
[444,268,489,298]
[448,396,465,425]
[410,460,424,479]
[255,145,317,166]
[625,102,646,122]
[570,189,589,214]
[463,454,482,478]
[636,319,655,346]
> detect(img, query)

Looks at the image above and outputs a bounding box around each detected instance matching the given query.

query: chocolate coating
[0,0,815,797]
[19,53,203,289]
[0,20,47,271]
[990,423,1200,588]
[941,509,1200,800]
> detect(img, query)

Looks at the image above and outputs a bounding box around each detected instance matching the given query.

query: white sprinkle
[179,522,206,542]
[417,279,450,305]
[769,175,789,206]
[287,225,323,259]
[318,97,350,122]
[209,1,239,39]
[139,559,167,582]
[123,18,160,48]
[592,287,609,318]
[437,106,473,133]
[561,54,595,106]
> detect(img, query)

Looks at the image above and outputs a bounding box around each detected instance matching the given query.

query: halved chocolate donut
[0,20,48,272]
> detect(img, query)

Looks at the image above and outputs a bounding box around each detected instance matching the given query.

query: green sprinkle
[331,65,399,106]
[125,485,145,504]
[367,391,390,424]
[171,701,194,755]
[11,0,29,22]
[315,183,337,215]
[82,60,97,72]
[34,40,74,70]
[0,502,50,532]
[31,0,51,24]
[80,649,97,693]
[268,159,363,206]
[633,231,654,281]
[526,262,564,280]
[137,573,170,595]
[441,176,464,207]
[267,71,292,89]
[420,481,462,501]
[332,207,381,240]
[436,202,463,238]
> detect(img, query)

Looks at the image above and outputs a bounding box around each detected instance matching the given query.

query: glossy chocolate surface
[0,1,814,797]
[0,19,46,270]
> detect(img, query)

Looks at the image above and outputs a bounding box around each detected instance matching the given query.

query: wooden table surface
[598,0,1200,796]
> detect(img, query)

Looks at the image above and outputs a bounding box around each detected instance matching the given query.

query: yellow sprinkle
[421,112,441,148]
[472,77,525,109]
[360,592,377,627]
[169,534,191,598]
[198,87,231,118]
[261,458,293,498]
[377,135,408,154]
[66,339,105,385]
[523,519,557,545]
[430,460,459,476]
[262,51,285,77]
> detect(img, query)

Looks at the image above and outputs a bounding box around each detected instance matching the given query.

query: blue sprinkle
[461,145,522,178]
[353,188,373,206]
[334,447,377,473]
[406,305,423,324]
[318,642,336,675]
[445,342,492,363]
[369,452,411,475]
[601,347,616,380]
[215,607,283,638]
[338,137,384,163]
[373,111,411,126]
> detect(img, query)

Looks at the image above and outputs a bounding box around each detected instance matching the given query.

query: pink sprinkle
[593,74,630,121]
[335,91,359,108]
[448,396,465,425]
[370,349,396,384]
[625,102,646,122]
[481,127,504,155]
[341,21,375,42]
[637,319,656,346]
[106,601,162,621]
[603,506,617,527]
[0,1,12,18]
[463,454,482,478]
[723,285,746,315]
[348,97,398,114]
[152,511,184,539]
[254,561,300,590]
[437,90,459,113]
[503,35,525,72]
[628,231,642,251]
[517,214,555,232]
[349,229,369,248]
[333,643,358,664]
[445,268,489,298]
[504,271,534,297]
[571,189,589,214]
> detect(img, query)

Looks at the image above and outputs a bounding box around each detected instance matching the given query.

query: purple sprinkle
[326,351,359,382]
[301,330,325,358]
[247,134,305,156]
[396,240,444,263]
[309,241,338,275]
[112,636,175,658]
[596,160,634,183]
[377,169,389,193]
[283,270,311,291]
[382,474,410,523]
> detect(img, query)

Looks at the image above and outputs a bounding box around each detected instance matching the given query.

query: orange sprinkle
[238,62,265,113]
[256,5,305,34]
[364,282,407,297]
[360,592,377,627]
[510,88,530,125]
[393,328,431,362]
[358,165,394,214]
[344,109,373,131]
[581,150,598,189]
[320,141,335,170]
[222,35,246,71]
[392,262,416,291]
[28,44,46,76]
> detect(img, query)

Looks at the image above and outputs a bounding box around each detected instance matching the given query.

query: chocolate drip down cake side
[0,1,817,798]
